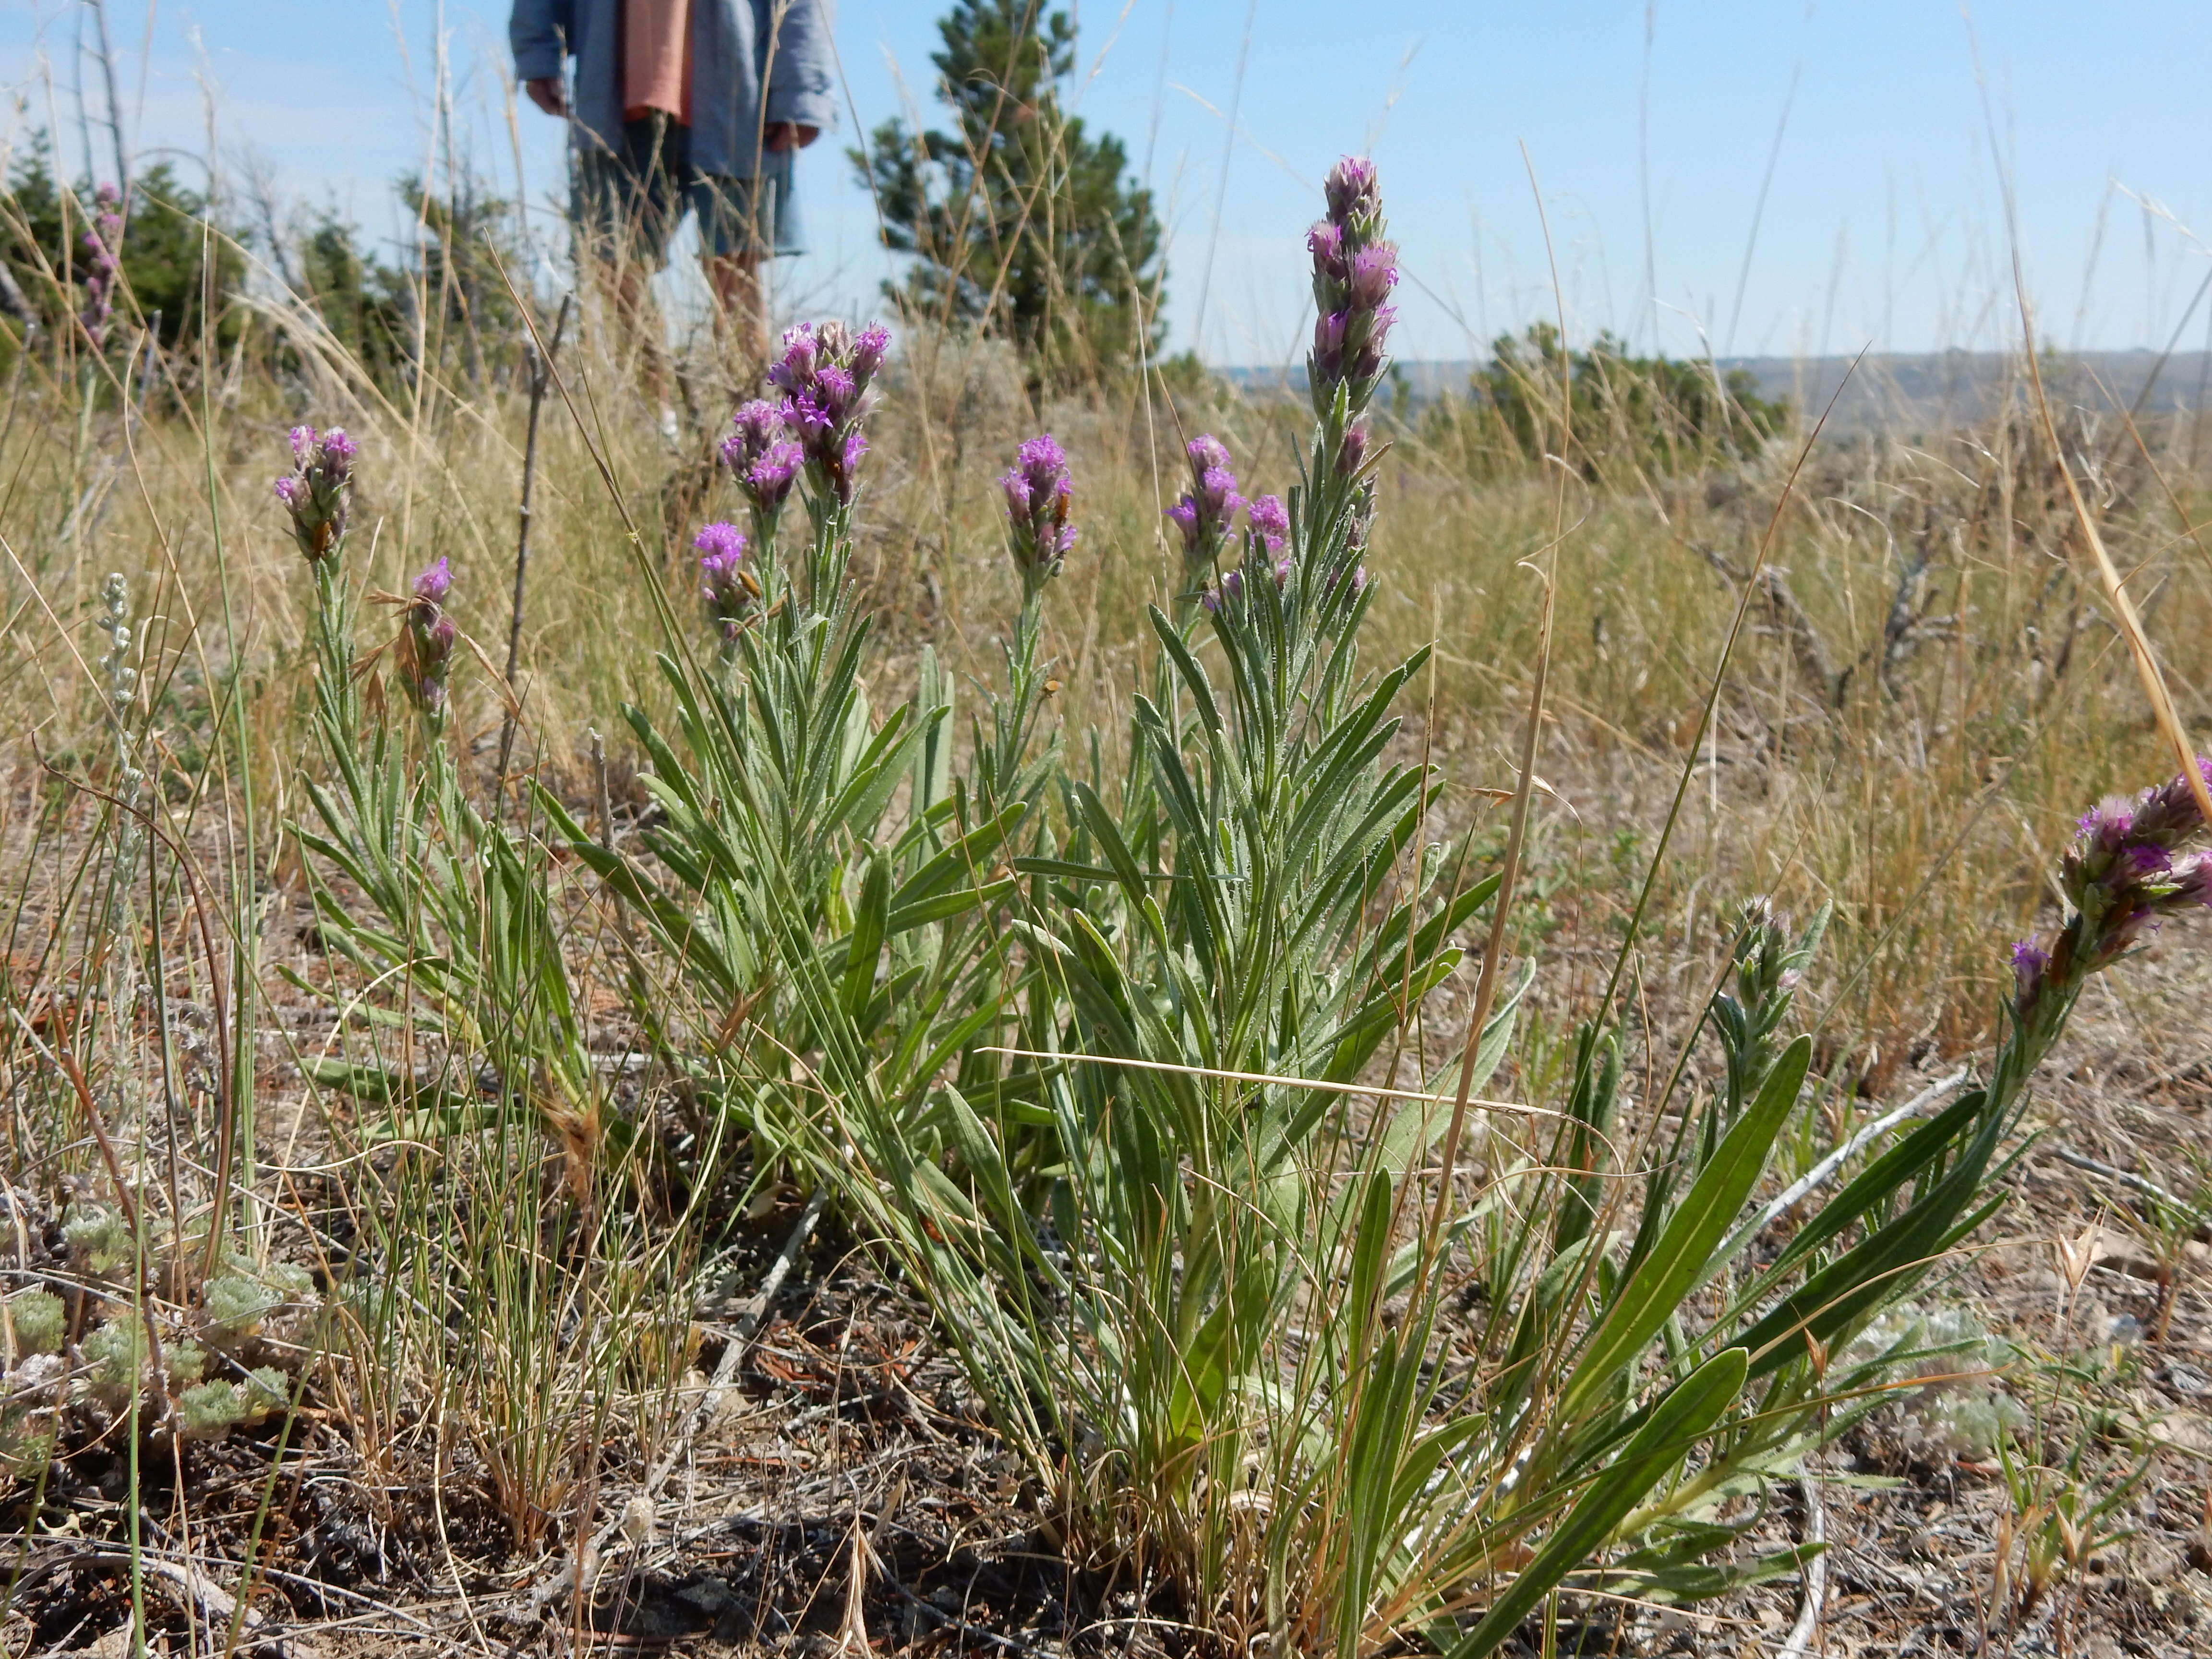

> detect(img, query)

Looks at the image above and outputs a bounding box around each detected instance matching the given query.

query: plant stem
[497,292,571,790]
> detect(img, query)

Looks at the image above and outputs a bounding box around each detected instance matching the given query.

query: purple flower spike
[398,559,457,723]
[1307,156,1398,414]
[1166,434,1243,566]
[999,433,1076,594]
[276,426,359,564]
[79,184,124,347]
[2015,756,2212,1028]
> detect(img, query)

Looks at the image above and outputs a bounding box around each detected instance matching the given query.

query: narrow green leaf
[1149,605,1222,733]
[842,852,891,1019]
[1560,1035,1810,1417]
[1449,1348,1749,1659]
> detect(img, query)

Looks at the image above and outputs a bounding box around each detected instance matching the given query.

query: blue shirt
[510,0,839,180]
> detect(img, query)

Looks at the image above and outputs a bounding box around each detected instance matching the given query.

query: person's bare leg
[704,251,769,389]
[603,259,674,414]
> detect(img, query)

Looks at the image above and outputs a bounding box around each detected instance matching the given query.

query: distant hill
[1222,351,2212,434]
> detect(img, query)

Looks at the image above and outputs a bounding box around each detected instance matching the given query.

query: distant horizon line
[1212,346,2212,374]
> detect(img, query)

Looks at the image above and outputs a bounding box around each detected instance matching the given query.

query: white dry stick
[1723,1069,1970,1264]
[1777,1469,1827,1659]
[586,1185,829,1561]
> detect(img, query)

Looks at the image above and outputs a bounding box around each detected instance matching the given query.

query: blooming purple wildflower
[398,558,457,722]
[695,522,758,640]
[748,442,804,506]
[275,426,358,564]
[1348,243,1396,309]
[1246,493,1289,555]
[1166,435,1243,565]
[765,320,890,507]
[2012,757,2212,1024]
[1188,433,1233,474]
[1307,156,1398,413]
[411,555,453,606]
[719,400,804,516]
[80,184,123,348]
[851,323,891,380]
[998,433,1076,594]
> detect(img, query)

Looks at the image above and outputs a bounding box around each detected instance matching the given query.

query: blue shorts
[572,114,803,266]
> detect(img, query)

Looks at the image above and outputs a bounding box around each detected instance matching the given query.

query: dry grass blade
[977,1046,1555,1118]
[2017,301,2212,828]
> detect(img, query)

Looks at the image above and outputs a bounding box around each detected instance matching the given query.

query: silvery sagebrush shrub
[274,158,2212,1652]
[1839,1301,2026,1461]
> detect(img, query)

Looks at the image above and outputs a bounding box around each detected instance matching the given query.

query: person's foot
[658,406,681,450]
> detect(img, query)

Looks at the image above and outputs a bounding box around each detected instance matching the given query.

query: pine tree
[854,0,1165,388]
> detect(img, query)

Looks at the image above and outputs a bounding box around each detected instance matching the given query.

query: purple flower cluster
[1246,493,1289,557]
[274,426,358,564]
[718,400,805,519]
[999,434,1076,593]
[1166,435,1245,565]
[398,557,457,722]
[1307,156,1398,421]
[80,184,122,348]
[2012,758,2212,1016]
[765,321,890,507]
[695,522,758,640]
[1193,492,1305,615]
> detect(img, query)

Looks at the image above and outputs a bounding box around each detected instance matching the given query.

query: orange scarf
[623,0,692,124]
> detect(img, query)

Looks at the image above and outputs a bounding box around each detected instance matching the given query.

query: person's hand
[764,122,820,152]
[525,76,567,118]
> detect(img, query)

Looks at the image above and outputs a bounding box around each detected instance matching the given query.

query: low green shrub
[278,156,2211,1656]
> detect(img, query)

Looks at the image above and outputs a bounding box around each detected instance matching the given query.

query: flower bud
[398,558,456,721]
[694,522,757,640]
[275,427,358,564]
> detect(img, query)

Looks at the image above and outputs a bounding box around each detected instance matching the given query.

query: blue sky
[3,1,2208,365]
